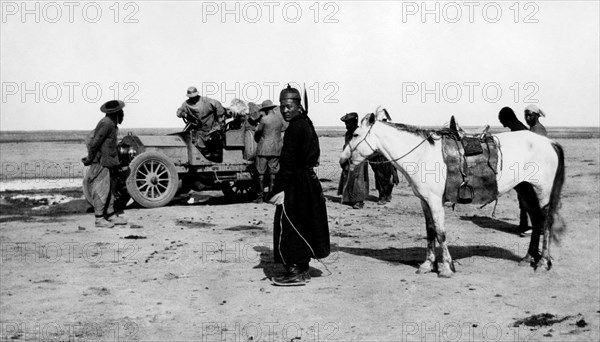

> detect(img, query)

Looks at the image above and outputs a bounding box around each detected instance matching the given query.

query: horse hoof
[519,254,535,267]
[416,261,435,274]
[416,267,430,274]
[535,258,552,271]
[437,262,454,278]
[438,269,453,278]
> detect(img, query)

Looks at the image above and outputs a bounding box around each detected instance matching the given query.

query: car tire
[126,151,179,208]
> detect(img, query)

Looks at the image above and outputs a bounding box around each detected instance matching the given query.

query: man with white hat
[524,104,548,136]
[176,86,226,161]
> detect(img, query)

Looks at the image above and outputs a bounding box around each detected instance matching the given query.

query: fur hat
[279,84,301,102]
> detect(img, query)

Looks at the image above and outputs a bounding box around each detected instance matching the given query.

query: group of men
[338,112,399,209]
[84,85,329,286]
[177,86,287,202]
[84,84,548,286]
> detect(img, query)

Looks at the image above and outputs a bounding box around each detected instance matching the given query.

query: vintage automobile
[83,114,258,209]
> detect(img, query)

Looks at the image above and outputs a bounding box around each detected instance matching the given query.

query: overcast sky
[1,1,598,130]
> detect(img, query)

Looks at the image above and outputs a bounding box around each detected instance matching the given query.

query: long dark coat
[269,115,330,265]
[338,128,369,203]
[370,153,399,197]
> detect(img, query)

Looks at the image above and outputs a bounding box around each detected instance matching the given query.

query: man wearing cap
[524,105,548,136]
[82,100,128,228]
[265,85,330,286]
[338,112,369,209]
[498,106,532,236]
[176,86,226,160]
[254,100,288,203]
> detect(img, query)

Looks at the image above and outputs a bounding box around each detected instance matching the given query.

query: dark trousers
[518,193,529,228]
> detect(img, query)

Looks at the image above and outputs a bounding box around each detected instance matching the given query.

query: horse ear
[383,108,391,121]
[374,106,383,120]
[450,116,457,130]
[368,113,376,125]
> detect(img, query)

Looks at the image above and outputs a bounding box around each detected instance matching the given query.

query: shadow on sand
[252,246,324,280]
[460,215,522,236]
[338,243,522,270]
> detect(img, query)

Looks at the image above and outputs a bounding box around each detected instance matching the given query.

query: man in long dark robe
[338,112,369,209]
[266,85,330,286]
[498,106,531,236]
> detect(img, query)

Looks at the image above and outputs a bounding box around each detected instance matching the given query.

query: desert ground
[1,136,599,341]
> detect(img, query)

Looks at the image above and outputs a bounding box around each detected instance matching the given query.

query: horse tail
[548,142,566,243]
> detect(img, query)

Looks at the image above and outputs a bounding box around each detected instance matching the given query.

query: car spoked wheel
[126,151,179,208]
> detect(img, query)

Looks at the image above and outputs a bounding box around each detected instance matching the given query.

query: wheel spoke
[157,168,168,178]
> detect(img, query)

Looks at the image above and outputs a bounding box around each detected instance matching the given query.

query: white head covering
[525,104,545,117]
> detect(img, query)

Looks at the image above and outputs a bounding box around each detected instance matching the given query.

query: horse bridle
[348,123,377,165]
[348,121,437,166]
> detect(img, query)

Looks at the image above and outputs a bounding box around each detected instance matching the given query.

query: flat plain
[0,129,598,341]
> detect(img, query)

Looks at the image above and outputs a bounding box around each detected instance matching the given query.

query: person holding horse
[341,110,565,275]
[524,104,548,136]
[265,85,330,286]
[498,106,533,236]
[338,112,369,209]
[369,113,399,205]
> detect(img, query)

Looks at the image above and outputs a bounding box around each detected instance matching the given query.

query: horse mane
[381,121,436,144]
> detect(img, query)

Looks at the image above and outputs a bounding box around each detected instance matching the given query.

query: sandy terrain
[1,137,599,341]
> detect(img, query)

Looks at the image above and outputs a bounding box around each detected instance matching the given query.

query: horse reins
[348,123,437,166]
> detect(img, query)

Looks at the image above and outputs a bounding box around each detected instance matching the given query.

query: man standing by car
[82,100,128,228]
[176,86,226,161]
[254,99,287,203]
[266,85,330,286]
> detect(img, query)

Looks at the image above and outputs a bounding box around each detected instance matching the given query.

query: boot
[273,264,306,286]
[377,191,386,205]
[299,262,311,282]
[254,175,265,203]
[107,214,127,225]
[95,217,114,228]
[352,202,364,209]
[269,174,277,194]
[518,209,529,232]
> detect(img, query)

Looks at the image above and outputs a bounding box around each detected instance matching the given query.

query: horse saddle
[441,116,498,205]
